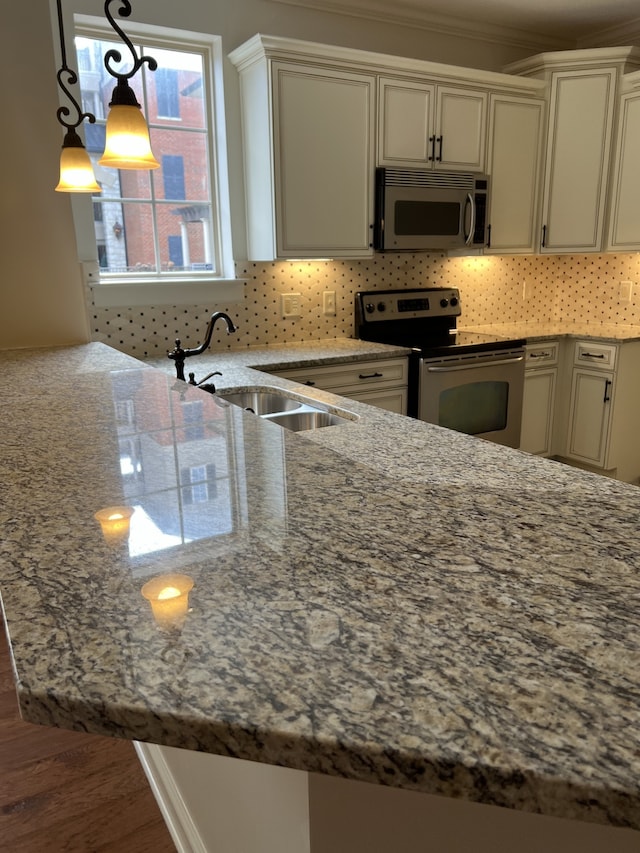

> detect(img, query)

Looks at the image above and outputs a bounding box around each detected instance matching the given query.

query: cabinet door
[486,94,545,254]
[377,79,486,171]
[273,64,375,258]
[435,86,487,172]
[566,368,614,467]
[344,387,407,415]
[540,69,617,253]
[520,368,557,456]
[607,91,640,250]
[377,78,434,166]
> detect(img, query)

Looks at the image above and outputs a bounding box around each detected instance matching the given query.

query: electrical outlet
[323,290,336,315]
[619,281,633,303]
[281,293,301,318]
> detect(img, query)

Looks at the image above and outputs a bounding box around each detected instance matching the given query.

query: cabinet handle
[530,351,551,359]
[486,223,491,249]
[436,135,443,162]
[541,224,547,248]
[359,372,383,380]
[304,380,316,386]
[582,352,605,359]
[604,379,612,403]
[428,135,436,161]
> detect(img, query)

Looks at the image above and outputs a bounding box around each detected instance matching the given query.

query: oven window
[394,201,460,236]
[439,381,508,435]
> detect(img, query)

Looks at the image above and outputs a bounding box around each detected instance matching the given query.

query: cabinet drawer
[574,340,617,369]
[525,341,559,368]
[274,358,408,391]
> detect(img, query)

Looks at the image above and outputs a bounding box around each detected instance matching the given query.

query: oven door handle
[426,355,524,373]
[464,193,475,245]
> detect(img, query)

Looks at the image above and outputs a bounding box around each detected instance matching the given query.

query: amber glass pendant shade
[55,129,101,193]
[99,103,160,170]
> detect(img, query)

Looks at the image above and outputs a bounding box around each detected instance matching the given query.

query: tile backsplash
[90,253,640,358]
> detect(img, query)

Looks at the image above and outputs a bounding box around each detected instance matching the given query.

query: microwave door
[384,185,467,250]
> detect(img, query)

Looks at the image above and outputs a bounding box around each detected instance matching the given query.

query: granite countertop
[459,321,640,343]
[2,342,640,833]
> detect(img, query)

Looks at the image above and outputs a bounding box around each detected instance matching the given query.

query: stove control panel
[356,288,461,323]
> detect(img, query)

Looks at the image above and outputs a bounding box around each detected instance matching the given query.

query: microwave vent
[382,169,477,190]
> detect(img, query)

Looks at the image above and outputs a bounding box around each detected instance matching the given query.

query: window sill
[90,277,245,308]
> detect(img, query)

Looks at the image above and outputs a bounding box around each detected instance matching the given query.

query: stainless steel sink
[267,410,351,431]
[217,388,357,431]
[217,390,302,415]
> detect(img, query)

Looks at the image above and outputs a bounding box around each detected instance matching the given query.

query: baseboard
[134,741,208,853]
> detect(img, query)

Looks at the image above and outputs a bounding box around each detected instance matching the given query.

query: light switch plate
[323,290,336,315]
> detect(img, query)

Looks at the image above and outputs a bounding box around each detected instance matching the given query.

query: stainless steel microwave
[374,168,490,251]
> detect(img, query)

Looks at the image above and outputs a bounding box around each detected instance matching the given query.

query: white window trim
[71,15,242,308]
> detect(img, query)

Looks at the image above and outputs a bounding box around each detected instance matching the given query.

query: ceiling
[377,0,640,40]
[277,0,640,50]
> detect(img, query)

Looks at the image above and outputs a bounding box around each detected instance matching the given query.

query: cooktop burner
[355,288,525,356]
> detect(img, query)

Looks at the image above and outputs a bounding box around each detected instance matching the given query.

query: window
[156,67,180,119]
[72,20,237,304]
[162,154,186,201]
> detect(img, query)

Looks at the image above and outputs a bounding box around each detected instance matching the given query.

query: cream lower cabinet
[519,342,558,456]
[561,340,640,482]
[271,358,408,415]
[566,366,614,468]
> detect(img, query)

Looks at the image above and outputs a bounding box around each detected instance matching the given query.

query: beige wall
[0,1,90,350]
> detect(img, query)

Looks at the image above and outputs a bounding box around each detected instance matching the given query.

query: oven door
[417,349,525,447]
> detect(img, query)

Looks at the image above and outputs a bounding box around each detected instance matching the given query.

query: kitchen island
[2,342,640,851]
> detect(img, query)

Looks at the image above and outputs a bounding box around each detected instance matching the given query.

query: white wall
[2,0,544,352]
[0,0,90,349]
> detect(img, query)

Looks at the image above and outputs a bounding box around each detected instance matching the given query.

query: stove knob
[365,302,375,314]
[377,302,387,312]
[450,296,459,307]
[440,298,449,308]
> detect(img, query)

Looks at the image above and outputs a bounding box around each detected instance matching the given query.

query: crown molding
[577,15,640,49]
[269,0,574,53]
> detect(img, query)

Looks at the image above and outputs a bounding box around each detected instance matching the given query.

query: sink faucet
[168,312,237,382]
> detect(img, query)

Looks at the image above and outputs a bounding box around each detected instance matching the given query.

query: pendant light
[54,0,100,192]
[98,0,159,171]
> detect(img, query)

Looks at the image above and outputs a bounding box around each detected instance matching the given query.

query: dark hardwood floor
[0,622,176,852]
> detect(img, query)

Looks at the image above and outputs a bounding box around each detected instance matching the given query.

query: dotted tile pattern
[89,254,640,357]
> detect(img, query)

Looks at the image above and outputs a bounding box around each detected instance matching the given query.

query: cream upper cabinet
[607,88,640,250]
[539,69,617,254]
[485,93,546,254]
[504,47,640,255]
[377,78,487,171]
[229,41,375,261]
